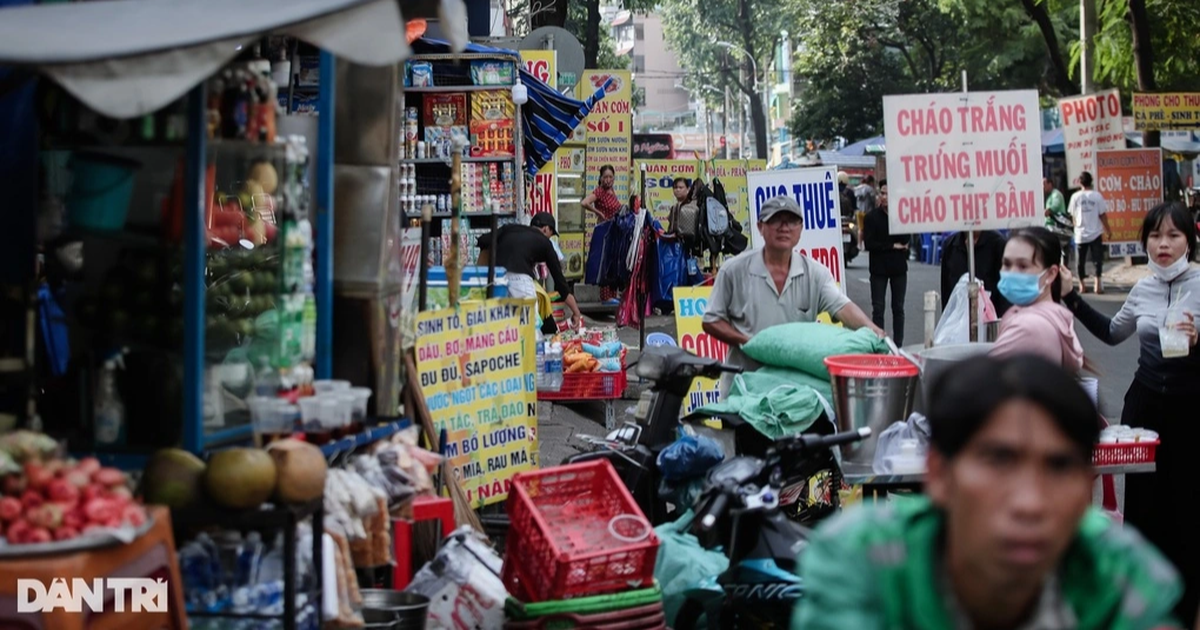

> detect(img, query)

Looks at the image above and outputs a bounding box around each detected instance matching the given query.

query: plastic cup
[313,379,351,394]
[298,397,322,430]
[348,387,372,422]
[1160,306,1191,358]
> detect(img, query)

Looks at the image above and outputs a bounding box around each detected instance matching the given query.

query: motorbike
[562,345,743,525]
[672,428,872,630]
[842,214,859,263]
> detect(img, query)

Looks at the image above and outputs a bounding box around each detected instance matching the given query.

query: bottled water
[535,331,546,390]
[545,342,564,392]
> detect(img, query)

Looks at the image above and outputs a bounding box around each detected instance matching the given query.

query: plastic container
[543,342,563,393]
[348,387,372,422]
[1160,305,1191,358]
[824,355,920,465]
[67,151,140,231]
[298,396,322,430]
[503,460,659,602]
[537,370,627,401]
[1093,440,1159,466]
[313,379,351,394]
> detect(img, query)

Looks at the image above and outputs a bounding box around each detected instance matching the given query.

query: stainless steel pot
[830,372,919,465]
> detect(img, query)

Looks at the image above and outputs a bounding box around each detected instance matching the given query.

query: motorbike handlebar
[782,427,872,453]
[697,490,730,532]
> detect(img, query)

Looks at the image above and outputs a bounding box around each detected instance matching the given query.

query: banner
[746,166,847,286]
[581,70,633,224]
[882,90,1043,234]
[1058,89,1125,188]
[673,286,725,414]
[707,159,766,233]
[414,299,539,505]
[559,231,586,279]
[522,50,558,218]
[1133,93,1200,131]
[640,160,698,224]
[1096,148,1163,257]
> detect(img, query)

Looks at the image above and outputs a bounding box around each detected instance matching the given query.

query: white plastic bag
[872,413,932,474]
[406,527,506,630]
[934,273,998,345]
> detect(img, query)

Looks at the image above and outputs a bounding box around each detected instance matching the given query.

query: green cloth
[792,496,1183,630]
[694,369,833,440]
[654,511,729,626]
[1045,188,1068,227]
[741,322,890,380]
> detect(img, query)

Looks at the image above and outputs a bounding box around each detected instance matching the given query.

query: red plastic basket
[503,460,659,602]
[1093,440,1159,466]
[537,369,628,401]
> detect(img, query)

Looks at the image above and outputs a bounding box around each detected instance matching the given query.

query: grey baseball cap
[759,196,804,223]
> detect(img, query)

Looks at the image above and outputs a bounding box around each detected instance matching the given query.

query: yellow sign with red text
[705,159,766,232]
[522,50,558,218]
[580,70,632,226]
[640,160,698,225]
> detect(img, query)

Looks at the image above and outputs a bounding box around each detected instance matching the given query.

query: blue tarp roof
[837,135,885,156]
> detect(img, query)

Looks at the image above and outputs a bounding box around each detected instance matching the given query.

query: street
[539,252,1142,467]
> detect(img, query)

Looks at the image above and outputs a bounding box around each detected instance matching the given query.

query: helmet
[837,171,849,185]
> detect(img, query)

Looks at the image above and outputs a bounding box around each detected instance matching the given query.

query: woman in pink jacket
[989,227,1085,372]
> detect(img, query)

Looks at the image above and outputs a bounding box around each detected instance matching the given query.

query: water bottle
[535,331,546,390]
[545,342,564,392]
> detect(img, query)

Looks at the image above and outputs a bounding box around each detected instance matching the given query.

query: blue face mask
[998,270,1047,306]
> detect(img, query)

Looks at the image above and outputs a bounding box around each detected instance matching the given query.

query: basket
[1093,440,1159,466]
[537,370,627,401]
[502,460,659,602]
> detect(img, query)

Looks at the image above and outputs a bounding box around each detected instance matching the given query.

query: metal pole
[723,85,731,159]
[315,51,336,378]
[924,291,938,348]
[962,69,979,343]
[182,84,207,455]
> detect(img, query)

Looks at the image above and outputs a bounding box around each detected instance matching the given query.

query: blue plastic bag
[654,239,685,305]
[657,435,725,481]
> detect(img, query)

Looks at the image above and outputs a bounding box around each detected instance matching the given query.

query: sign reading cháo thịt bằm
[414,299,538,506]
[883,90,1043,234]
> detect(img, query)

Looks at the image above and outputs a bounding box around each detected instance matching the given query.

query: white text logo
[17,578,169,613]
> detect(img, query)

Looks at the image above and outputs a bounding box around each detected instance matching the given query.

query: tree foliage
[1077,0,1200,93]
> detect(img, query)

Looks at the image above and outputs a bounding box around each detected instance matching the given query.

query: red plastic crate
[502,460,659,602]
[537,369,627,401]
[1093,440,1159,466]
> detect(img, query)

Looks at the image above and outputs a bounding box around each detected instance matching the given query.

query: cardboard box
[470,91,515,124]
[469,120,515,157]
[422,93,468,127]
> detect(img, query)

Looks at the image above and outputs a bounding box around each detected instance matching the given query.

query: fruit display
[203,447,279,510]
[267,439,327,504]
[138,448,207,510]
[0,435,148,546]
[206,247,279,352]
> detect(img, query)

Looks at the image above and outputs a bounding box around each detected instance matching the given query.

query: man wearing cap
[478,213,583,329]
[703,195,883,396]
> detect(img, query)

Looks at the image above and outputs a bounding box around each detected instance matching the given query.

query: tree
[661,0,799,158]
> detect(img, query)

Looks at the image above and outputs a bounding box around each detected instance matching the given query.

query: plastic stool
[931,234,944,265]
[0,506,187,630]
[391,496,456,589]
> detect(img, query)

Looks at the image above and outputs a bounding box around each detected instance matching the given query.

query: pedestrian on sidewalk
[988,227,1084,372]
[1059,201,1200,622]
[863,180,908,346]
[1044,176,1073,268]
[940,230,1012,317]
[582,164,623,304]
[1069,171,1113,294]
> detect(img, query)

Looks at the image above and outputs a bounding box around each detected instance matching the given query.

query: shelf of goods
[537,331,628,431]
[398,51,524,270]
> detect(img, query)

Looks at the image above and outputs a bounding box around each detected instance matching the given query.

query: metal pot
[360,590,430,630]
[829,363,919,465]
[911,343,995,414]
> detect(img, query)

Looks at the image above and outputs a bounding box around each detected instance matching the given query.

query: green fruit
[140,449,207,510]
[203,448,277,510]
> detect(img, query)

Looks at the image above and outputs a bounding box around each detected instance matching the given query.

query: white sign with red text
[1059,89,1124,188]
[746,166,846,287]
[883,90,1043,234]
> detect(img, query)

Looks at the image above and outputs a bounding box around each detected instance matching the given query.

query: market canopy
[0,0,446,119]
[410,38,610,180]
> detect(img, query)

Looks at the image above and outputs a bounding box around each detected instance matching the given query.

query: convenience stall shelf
[318,417,412,458]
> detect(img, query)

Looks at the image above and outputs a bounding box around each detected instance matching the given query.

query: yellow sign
[705,159,767,232]
[640,160,699,225]
[414,299,539,506]
[522,51,558,217]
[673,286,725,414]
[559,231,586,279]
[1132,92,1200,131]
[580,69,633,236]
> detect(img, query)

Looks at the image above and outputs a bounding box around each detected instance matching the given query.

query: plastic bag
[741,322,890,380]
[653,511,729,626]
[934,273,999,346]
[585,221,611,285]
[406,527,506,630]
[654,239,685,305]
[657,435,725,481]
[872,413,932,474]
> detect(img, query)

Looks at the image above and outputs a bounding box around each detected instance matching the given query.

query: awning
[0,0,438,119]
[408,38,609,179]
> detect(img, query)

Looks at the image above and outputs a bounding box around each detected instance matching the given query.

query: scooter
[842,213,860,263]
[562,345,743,525]
[673,428,872,630]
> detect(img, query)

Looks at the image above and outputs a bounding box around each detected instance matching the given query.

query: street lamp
[716,41,764,159]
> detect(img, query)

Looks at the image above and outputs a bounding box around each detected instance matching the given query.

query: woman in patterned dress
[581,164,623,303]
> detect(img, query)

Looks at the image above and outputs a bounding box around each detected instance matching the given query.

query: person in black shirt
[862,180,909,345]
[478,213,583,329]
[939,230,1011,317]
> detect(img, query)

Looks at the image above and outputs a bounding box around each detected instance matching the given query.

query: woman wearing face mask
[1058,201,1200,622]
[989,227,1085,372]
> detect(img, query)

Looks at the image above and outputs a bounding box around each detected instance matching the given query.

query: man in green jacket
[793,355,1182,630]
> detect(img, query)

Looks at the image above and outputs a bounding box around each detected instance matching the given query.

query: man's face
[1043,179,1053,195]
[759,212,803,251]
[673,180,689,202]
[878,185,888,210]
[925,400,1093,592]
[538,226,553,239]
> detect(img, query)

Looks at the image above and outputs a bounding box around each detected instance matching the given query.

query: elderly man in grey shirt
[703,195,883,396]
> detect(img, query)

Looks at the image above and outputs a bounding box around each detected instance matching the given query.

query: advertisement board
[580,70,633,206]
[558,231,586,279]
[1096,148,1164,256]
[882,90,1043,234]
[673,286,725,414]
[746,166,847,286]
[1058,90,1125,188]
[522,50,558,217]
[708,159,766,233]
[640,160,698,225]
[1133,93,1200,131]
[414,300,539,505]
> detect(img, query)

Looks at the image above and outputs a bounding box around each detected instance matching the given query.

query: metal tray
[0,514,155,559]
